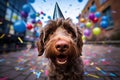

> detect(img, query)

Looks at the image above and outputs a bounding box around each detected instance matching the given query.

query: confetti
[15,66,24,71]
[96,67,106,74]
[45,70,48,76]
[0,34,5,39]
[87,74,100,78]
[18,37,23,43]
[109,73,117,77]
[36,71,41,78]
[0,77,8,80]
[0,59,5,62]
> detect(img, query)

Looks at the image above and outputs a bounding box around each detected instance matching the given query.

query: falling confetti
[0,34,5,39]
[18,37,23,43]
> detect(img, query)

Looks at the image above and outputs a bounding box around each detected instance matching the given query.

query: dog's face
[37,18,83,65]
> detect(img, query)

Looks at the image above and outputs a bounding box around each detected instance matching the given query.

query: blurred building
[79,0,120,41]
[0,0,36,52]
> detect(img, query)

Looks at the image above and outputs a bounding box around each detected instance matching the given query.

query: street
[0,44,120,80]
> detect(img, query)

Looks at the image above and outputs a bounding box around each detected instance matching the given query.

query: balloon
[43,13,46,16]
[80,18,85,23]
[86,22,92,28]
[36,13,40,17]
[82,35,86,41]
[31,19,36,24]
[47,16,51,20]
[95,12,101,18]
[22,4,30,13]
[100,21,108,29]
[80,23,85,28]
[84,29,91,37]
[89,5,96,13]
[37,21,42,27]
[40,11,44,14]
[27,24,33,30]
[92,17,98,23]
[92,27,101,36]
[21,11,28,18]
[78,0,83,3]
[35,32,40,37]
[28,0,35,3]
[13,20,26,33]
[30,13,36,19]
[89,13,95,20]
[101,16,108,21]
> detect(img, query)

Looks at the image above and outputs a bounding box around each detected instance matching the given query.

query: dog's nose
[55,40,69,52]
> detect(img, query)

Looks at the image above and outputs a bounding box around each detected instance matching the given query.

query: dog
[37,18,84,80]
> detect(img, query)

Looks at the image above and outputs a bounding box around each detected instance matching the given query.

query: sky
[31,0,88,25]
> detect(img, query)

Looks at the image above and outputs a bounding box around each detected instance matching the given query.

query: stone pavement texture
[0,44,120,80]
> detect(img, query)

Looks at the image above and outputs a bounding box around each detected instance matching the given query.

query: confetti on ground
[36,71,41,78]
[87,74,100,78]
[109,73,117,77]
[0,77,8,80]
[0,59,5,62]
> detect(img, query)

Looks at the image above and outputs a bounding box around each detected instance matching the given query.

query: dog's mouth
[56,54,68,65]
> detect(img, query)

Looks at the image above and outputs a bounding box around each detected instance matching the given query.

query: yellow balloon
[92,27,101,36]
[82,35,86,41]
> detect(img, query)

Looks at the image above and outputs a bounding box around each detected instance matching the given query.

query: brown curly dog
[37,18,84,80]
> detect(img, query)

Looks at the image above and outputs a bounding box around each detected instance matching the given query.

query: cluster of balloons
[79,5,109,39]
[13,0,40,37]
[100,16,108,29]
[21,4,30,18]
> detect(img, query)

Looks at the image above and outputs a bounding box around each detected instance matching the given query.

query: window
[5,8,12,21]
[103,6,114,29]
[99,0,107,5]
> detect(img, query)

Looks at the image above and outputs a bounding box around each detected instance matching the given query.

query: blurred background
[0,0,120,80]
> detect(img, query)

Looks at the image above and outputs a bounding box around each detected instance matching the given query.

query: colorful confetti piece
[18,37,23,43]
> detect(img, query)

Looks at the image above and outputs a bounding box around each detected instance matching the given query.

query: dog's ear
[76,26,83,56]
[37,30,44,56]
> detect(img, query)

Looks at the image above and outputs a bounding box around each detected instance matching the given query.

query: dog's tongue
[56,55,67,64]
[56,58,67,64]
[57,58,66,62]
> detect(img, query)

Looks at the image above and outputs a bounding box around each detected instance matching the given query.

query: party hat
[53,2,65,20]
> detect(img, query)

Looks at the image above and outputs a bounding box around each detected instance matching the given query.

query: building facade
[79,0,120,41]
[0,0,36,52]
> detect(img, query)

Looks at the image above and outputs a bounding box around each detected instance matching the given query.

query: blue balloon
[89,5,96,13]
[78,0,83,2]
[47,16,51,20]
[101,16,108,21]
[28,0,35,3]
[13,20,26,33]
[22,4,30,13]
[95,12,101,18]
[30,13,36,19]
[35,32,40,37]
[100,21,108,29]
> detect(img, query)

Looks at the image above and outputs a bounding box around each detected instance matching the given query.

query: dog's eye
[50,32,53,35]
[67,30,71,33]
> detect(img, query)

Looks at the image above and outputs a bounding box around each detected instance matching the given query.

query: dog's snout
[55,40,69,52]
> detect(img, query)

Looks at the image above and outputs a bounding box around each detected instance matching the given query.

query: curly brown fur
[37,18,84,80]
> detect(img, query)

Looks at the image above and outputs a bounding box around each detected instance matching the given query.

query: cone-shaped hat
[53,2,65,20]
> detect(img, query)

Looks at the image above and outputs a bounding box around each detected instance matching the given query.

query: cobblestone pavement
[0,44,120,80]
